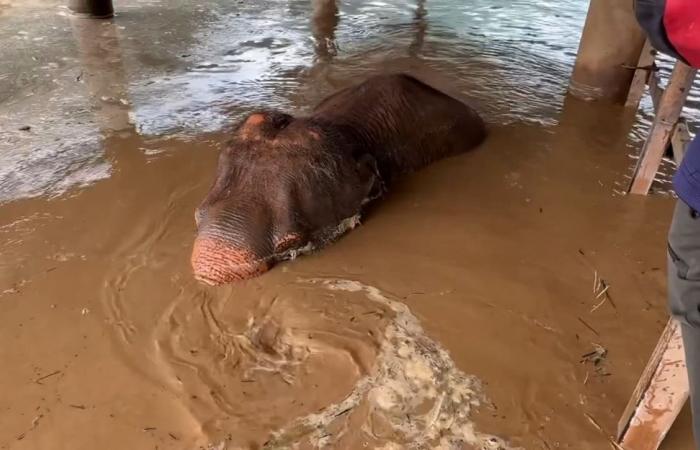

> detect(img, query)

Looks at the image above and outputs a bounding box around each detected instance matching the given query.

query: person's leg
[668,199,700,449]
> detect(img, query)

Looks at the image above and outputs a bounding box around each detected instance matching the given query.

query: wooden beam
[625,40,657,109]
[617,319,688,450]
[671,119,692,165]
[648,70,664,113]
[628,61,696,195]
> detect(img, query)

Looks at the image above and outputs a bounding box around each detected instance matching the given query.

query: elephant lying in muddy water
[192,74,486,285]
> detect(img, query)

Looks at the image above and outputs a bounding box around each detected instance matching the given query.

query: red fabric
[664,0,700,67]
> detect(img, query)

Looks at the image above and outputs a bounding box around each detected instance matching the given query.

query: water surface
[0,0,633,201]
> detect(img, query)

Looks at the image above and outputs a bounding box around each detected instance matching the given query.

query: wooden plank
[617,319,678,438]
[617,319,688,450]
[625,40,657,109]
[648,70,664,113]
[671,119,692,165]
[628,61,696,195]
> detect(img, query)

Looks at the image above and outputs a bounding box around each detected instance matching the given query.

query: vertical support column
[628,62,696,195]
[617,319,688,450]
[569,0,646,103]
[69,0,114,19]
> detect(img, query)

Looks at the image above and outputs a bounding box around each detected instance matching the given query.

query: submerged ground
[0,0,698,449]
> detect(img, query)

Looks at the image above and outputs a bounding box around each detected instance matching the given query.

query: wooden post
[569,0,646,103]
[628,62,696,195]
[617,319,689,450]
[625,40,657,109]
[69,0,114,18]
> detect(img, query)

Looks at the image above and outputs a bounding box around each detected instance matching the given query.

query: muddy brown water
[1,107,689,449]
[0,0,696,449]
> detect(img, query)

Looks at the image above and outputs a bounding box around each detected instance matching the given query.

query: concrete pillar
[69,0,114,18]
[569,0,646,103]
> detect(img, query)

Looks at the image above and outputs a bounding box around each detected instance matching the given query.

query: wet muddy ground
[0,0,698,449]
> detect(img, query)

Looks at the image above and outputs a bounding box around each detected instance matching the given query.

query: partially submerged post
[68,0,114,19]
[569,0,646,103]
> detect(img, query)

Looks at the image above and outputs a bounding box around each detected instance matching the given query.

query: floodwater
[0,0,696,449]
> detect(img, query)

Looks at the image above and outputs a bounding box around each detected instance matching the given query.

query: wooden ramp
[617,319,689,449]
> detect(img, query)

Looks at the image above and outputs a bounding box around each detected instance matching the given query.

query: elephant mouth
[191,215,363,285]
[191,236,270,285]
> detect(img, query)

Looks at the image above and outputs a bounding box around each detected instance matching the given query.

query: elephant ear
[356,153,386,205]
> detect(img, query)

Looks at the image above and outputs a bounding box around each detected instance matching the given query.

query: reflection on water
[312,0,340,61]
[0,0,698,202]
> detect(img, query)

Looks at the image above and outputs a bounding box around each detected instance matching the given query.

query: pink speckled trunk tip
[191,237,269,285]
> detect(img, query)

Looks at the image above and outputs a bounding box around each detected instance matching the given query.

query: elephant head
[192,74,485,285]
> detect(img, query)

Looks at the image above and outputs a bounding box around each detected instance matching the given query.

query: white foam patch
[258,278,517,450]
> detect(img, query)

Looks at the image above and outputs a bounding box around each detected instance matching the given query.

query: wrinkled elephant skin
[192,74,486,285]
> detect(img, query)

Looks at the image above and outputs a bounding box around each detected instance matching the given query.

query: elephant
[192,73,486,285]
